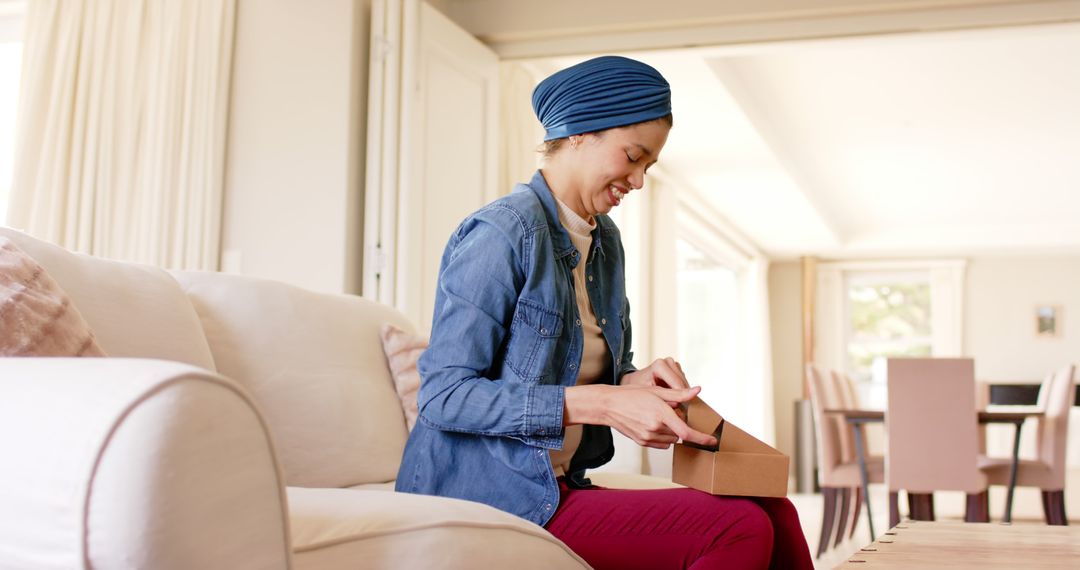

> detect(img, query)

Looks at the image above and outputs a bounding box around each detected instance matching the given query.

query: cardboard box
[672,397,789,498]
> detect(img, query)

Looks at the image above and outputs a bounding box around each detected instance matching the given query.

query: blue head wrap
[532,56,671,141]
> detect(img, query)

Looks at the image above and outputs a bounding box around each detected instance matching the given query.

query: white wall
[966,256,1080,379]
[221,0,370,294]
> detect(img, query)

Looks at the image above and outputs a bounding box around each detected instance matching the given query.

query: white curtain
[7,0,236,270]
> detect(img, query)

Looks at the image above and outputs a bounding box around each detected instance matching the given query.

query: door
[364,0,499,332]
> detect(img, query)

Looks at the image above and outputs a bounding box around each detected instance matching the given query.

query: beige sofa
[0,227,591,569]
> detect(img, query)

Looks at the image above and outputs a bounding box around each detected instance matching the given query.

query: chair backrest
[1037,364,1076,476]
[840,371,874,460]
[886,357,985,494]
[807,364,843,482]
[828,370,856,462]
[839,372,861,408]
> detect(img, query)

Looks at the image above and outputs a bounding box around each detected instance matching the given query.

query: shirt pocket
[505,299,564,382]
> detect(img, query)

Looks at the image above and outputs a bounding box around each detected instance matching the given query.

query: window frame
[815,259,967,380]
[843,269,935,381]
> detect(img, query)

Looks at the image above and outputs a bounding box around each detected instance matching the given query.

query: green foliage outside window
[847,281,933,376]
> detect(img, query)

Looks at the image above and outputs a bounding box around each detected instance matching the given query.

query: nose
[628,166,646,190]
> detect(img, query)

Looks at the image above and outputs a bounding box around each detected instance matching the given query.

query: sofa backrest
[172,270,413,488]
[0,228,216,370]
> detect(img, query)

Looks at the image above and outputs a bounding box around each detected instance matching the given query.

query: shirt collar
[525,170,610,265]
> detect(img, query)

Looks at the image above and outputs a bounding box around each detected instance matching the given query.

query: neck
[540,162,592,222]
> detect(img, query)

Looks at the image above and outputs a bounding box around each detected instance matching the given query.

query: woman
[397,56,813,569]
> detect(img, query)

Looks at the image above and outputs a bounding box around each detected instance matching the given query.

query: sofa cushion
[379,324,426,431]
[0,237,105,357]
[173,270,414,488]
[0,228,215,369]
[287,487,588,570]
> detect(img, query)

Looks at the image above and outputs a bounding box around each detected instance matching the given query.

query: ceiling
[558,22,1080,260]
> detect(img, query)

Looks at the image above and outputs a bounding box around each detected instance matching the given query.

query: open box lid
[683,397,780,455]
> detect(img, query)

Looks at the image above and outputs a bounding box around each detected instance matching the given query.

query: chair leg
[965,491,990,523]
[1043,490,1068,526]
[889,491,900,529]
[908,493,935,521]
[850,486,863,539]
[818,487,838,558]
[834,487,851,547]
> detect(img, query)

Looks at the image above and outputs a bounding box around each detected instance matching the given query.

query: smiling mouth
[609,185,626,206]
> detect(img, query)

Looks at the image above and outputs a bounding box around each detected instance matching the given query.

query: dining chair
[823,370,855,548]
[885,357,989,527]
[833,370,881,542]
[807,364,884,557]
[978,364,1075,525]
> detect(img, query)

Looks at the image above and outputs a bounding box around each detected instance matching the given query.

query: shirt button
[569,363,576,370]
[601,318,607,325]
[588,275,593,282]
[575,319,581,327]
[545,504,552,511]
[540,328,547,334]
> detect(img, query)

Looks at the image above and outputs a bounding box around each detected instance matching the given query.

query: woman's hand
[564,384,717,449]
[620,357,689,390]
[619,357,695,422]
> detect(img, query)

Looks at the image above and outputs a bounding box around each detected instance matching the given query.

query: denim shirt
[395,171,637,526]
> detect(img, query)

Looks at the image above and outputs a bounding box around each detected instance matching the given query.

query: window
[613,176,773,451]
[676,237,739,407]
[815,260,966,401]
[845,272,933,380]
[0,6,23,225]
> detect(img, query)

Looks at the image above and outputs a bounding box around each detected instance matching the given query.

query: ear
[569,134,584,149]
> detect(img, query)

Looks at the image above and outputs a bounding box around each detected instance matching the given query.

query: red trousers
[545,479,813,570]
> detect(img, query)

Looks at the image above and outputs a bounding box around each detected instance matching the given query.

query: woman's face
[567,120,670,219]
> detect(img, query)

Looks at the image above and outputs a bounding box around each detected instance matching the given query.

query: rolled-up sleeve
[416,209,566,447]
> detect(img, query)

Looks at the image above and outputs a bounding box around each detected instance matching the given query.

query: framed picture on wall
[1035,305,1062,338]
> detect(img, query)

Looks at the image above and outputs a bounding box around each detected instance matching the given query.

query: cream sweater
[548,197,611,476]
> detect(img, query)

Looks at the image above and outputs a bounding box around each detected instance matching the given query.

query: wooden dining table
[823,407,1043,541]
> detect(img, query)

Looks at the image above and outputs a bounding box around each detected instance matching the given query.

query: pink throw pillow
[0,237,106,357]
[379,324,426,431]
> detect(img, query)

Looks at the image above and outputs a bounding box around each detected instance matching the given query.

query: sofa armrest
[0,358,291,569]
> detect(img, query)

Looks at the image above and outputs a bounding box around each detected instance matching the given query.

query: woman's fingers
[659,404,717,448]
[651,385,700,404]
[603,384,717,449]
[654,357,690,390]
[631,409,714,449]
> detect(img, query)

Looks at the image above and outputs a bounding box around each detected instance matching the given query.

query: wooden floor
[834,520,1080,568]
